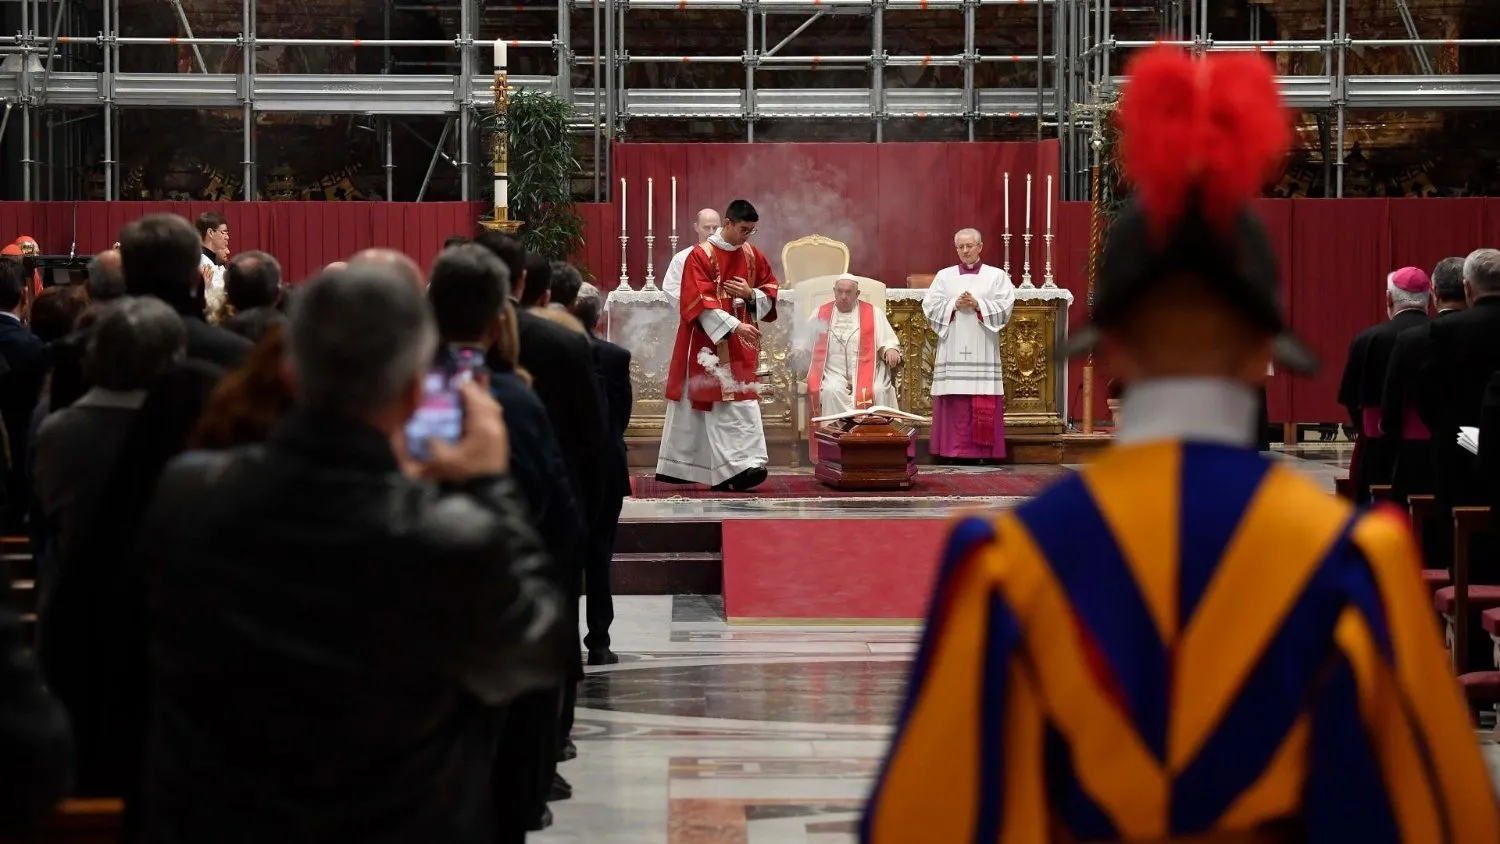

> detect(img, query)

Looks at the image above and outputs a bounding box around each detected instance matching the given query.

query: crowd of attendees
[0,210,633,843]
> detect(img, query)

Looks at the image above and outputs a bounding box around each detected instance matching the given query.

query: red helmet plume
[1117,47,1291,242]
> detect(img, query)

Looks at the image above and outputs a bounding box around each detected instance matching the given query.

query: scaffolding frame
[0,0,1493,201]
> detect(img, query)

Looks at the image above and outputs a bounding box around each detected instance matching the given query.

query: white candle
[493,39,507,69]
[1046,174,1053,231]
[671,177,678,232]
[1025,174,1032,231]
[1004,172,1010,231]
[647,177,654,234]
[620,177,627,234]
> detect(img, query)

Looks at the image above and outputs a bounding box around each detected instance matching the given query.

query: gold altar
[606,287,1074,461]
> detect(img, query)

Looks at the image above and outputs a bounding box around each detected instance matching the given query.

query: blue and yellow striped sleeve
[1309,507,1500,843]
[861,516,1046,844]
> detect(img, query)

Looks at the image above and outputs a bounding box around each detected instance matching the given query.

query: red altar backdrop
[608,140,1062,288]
[0,201,486,284]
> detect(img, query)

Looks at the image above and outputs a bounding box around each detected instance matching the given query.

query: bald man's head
[87,248,125,301]
[324,261,348,273]
[348,249,422,291]
[695,208,721,242]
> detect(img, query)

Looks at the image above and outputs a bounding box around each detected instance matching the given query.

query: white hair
[1465,248,1500,295]
[1387,272,1428,312]
[954,228,982,245]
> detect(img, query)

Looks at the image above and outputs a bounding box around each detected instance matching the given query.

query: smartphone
[404,365,466,462]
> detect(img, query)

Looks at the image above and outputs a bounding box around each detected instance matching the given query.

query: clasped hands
[955,291,979,313]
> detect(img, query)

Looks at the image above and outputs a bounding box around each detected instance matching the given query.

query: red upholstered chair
[1436,506,1494,673]
[1459,608,1500,707]
[1422,567,1452,594]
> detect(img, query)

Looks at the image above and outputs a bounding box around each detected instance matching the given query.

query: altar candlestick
[1004,172,1010,230]
[1002,172,1012,276]
[643,178,658,290]
[618,177,629,288]
[671,177,678,232]
[1020,174,1034,289]
[1025,174,1032,231]
[493,39,507,68]
[1046,174,1053,231]
[619,177,627,234]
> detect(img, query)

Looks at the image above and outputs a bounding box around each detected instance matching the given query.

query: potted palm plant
[483,89,585,263]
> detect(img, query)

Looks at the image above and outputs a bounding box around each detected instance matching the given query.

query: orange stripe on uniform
[1352,511,1500,842]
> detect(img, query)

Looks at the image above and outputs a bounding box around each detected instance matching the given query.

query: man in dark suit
[1425,250,1500,590]
[1337,266,1431,501]
[119,214,252,370]
[569,279,632,665]
[0,258,45,529]
[473,232,608,774]
[1382,256,1467,502]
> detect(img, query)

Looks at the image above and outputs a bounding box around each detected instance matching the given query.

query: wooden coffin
[813,414,919,490]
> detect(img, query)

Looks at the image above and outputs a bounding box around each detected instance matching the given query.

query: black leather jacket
[139,412,566,843]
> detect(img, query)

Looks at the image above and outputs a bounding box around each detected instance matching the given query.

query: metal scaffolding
[0,0,1492,201]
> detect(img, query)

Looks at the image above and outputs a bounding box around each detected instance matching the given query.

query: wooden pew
[1406,494,1449,592]
[1436,506,1499,674]
[0,799,124,844]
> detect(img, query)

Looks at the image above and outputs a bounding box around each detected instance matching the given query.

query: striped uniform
[863,441,1499,843]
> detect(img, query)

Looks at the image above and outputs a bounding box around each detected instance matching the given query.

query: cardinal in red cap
[1337,265,1432,502]
[864,46,1497,844]
[7,236,44,298]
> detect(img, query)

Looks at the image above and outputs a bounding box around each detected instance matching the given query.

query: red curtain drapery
[0,201,486,284]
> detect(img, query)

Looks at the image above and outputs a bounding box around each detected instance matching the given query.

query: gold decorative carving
[886,299,939,417]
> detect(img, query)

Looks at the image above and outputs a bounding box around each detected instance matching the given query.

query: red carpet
[722,519,953,620]
[632,468,1062,499]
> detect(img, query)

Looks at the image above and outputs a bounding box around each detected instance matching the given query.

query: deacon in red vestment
[656,199,780,491]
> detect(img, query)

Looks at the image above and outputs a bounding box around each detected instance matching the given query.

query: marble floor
[539,446,1498,843]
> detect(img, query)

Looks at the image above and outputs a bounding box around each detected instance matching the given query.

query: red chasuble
[664,241,780,412]
[807,299,877,411]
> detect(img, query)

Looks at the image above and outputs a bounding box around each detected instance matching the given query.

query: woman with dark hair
[192,325,293,449]
[38,358,223,834]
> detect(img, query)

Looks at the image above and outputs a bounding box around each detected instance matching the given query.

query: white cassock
[661,246,693,306]
[804,304,901,415]
[923,263,1015,398]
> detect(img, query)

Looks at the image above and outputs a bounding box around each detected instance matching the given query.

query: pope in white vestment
[923,228,1015,459]
[799,276,902,415]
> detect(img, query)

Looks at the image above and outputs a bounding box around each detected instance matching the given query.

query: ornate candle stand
[1043,230,1056,288]
[1020,230,1034,289]
[643,232,657,290]
[619,232,630,289]
[487,48,524,236]
[1002,231,1012,278]
[668,232,680,257]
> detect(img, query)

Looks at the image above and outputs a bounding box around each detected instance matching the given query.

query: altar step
[623,430,1114,469]
[613,520,722,596]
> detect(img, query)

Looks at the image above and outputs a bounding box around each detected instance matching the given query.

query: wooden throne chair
[792,273,890,461]
[780,235,850,289]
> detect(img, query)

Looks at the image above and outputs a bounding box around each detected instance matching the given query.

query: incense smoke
[693,347,763,395]
[721,148,877,280]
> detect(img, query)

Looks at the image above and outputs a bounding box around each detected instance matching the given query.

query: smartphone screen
[404,366,465,462]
